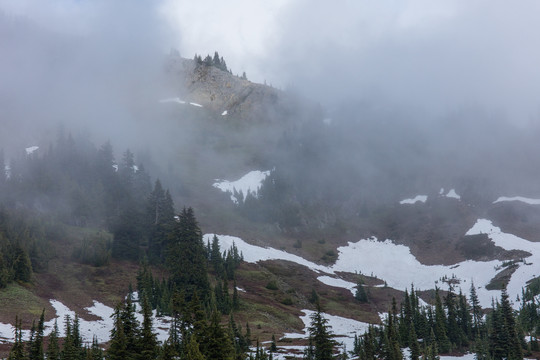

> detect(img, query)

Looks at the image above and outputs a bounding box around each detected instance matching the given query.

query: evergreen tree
[499,288,523,360]
[308,303,336,360]
[107,305,129,360]
[355,282,368,303]
[186,335,206,360]
[28,309,45,360]
[200,309,235,360]
[146,180,175,263]
[444,289,460,348]
[210,235,224,276]
[434,289,450,353]
[409,322,421,360]
[140,293,158,360]
[270,334,278,353]
[90,336,103,360]
[47,320,60,360]
[8,317,25,360]
[166,207,210,301]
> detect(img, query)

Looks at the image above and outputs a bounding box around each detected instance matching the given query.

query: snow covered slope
[206,217,540,311]
[0,298,171,345]
[213,170,271,204]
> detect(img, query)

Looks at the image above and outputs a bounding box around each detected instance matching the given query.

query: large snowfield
[204,194,540,348]
[206,220,535,311]
[1,188,538,359]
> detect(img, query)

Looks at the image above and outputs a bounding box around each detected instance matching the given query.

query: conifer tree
[444,289,461,348]
[409,322,421,360]
[500,288,523,360]
[232,280,240,310]
[434,289,450,353]
[28,309,45,360]
[355,282,368,303]
[166,207,210,301]
[140,293,158,360]
[270,334,278,353]
[210,235,224,276]
[107,305,129,360]
[8,317,25,360]
[47,320,60,360]
[186,335,206,360]
[308,302,336,360]
[90,336,103,360]
[201,309,235,360]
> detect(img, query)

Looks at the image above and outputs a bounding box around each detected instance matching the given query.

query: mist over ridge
[1,1,540,215]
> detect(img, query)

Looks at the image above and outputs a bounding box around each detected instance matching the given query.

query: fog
[261,1,540,125]
[2,0,540,219]
[0,0,172,157]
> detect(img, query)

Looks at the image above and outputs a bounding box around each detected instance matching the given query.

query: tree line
[349,284,537,360]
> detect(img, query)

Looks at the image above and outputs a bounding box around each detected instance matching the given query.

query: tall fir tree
[166,207,210,301]
[140,293,158,360]
[308,302,336,360]
[47,320,60,360]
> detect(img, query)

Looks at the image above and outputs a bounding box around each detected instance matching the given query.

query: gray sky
[2,0,540,124]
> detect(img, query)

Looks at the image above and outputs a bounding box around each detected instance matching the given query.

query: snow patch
[439,354,477,360]
[25,146,39,155]
[189,102,203,107]
[332,237,500,308]
[203,234,330,273]
[159,97,186,104]
[0,298,172,345]
[213,170,271,204]
[317,276,357,295]
[282,309,371,352]
[221,110,228,116]
[208,228,532,310]
[493,196,540,205]
[445,189,461,200]
[466,219,540,309]
[399,195,427,204]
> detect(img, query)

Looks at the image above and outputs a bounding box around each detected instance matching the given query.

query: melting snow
[493,196,540,205]
[203,234,329,273]
[209,217,540,310]
[25,146,39,155]
[0,298,171,345]
[159,97,186,104]
[445,189,461,199]
[282,309,371,352]
[399,195,427,204]
[213,170,271,204]
[317,276,357,295]
[466,219,540,309]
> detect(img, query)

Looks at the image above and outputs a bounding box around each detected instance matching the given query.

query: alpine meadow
[1,1,540,360]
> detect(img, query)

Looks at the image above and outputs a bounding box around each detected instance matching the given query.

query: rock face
[164,55,314,124]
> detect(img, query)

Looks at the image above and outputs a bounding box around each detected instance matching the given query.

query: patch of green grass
[0,283,49,318]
